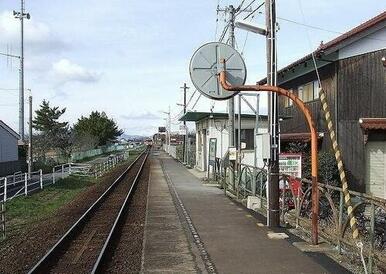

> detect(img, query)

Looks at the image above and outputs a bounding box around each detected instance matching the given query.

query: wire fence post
[69,163,72,175]
[368,201,375,274]
[61,165,64,178]
[3,178,7,202]
[52,167,55,184]
[338,191,344,254]
[24,173,28,196]
[1,201,5,240]
[40,169,43,189]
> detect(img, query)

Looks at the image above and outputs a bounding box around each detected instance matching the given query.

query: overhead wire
[236,0,247,11]
[277,16,386,42]
[191,94,202,110]
[186,89,197,107]
[236,0,256,15]
[219,22,230,42]
[0,88,18,91]
[243,2,264,20]
[240,2,265,55]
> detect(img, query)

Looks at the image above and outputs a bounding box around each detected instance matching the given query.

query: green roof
[179,111,268,122]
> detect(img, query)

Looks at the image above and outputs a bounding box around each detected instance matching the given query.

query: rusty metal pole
[219,68,319,244]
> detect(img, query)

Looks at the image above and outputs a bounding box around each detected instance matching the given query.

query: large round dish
[189,42,247,100]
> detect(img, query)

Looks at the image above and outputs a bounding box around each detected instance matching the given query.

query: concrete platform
[143,151,351,274]
[141,158,200,273]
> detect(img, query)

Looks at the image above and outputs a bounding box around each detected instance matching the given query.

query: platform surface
[143,151,350,274]
[141,158,199,273]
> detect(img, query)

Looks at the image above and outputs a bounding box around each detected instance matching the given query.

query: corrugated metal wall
[0,127,18,163]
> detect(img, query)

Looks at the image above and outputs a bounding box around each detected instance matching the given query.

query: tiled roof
[359,118,386,130]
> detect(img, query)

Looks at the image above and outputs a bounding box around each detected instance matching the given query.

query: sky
[0,0,384,136]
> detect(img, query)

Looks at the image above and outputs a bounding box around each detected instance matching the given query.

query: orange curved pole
[219,68,319,245]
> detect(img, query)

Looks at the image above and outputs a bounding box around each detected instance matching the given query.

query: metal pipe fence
[0,154,126,203]
[214,163,386,274]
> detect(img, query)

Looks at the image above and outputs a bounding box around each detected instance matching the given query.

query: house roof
[258,11,386,85]
[179,111,268,122]
[0,120,20,139]
[359,118,386,131]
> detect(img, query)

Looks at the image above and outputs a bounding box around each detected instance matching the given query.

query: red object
[289,177,302,197]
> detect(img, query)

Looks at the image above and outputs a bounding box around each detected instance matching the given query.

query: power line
[0,88,19,91]
[186,89,197,107]
[277,16,386,42]
[236,0,256,15]
[243,2,264,20]
[191,94,202,110]
[219,21,230,42]
[236,0,248,11]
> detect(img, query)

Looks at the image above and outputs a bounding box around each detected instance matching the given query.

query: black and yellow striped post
[319,89,360,241]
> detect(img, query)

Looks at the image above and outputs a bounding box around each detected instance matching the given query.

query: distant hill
[120,134,147,141]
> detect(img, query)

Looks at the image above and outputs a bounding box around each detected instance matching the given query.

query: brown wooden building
[259,12,386,197]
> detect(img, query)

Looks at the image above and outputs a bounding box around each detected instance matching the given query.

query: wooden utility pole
[180,83,189,163]
[266,0,280,227]
[228,5,236,190]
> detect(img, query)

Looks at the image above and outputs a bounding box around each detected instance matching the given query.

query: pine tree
[73,111,123,146]
[33,100,68,133]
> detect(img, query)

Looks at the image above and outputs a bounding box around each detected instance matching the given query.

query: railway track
[28,149,150,274]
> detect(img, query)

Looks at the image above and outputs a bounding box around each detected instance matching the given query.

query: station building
[180,111,268,173]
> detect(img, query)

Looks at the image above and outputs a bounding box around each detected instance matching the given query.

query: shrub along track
[0,154,142,274]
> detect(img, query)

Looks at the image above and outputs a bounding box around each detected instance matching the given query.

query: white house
[180,111,269,173]
[0,120,19,163]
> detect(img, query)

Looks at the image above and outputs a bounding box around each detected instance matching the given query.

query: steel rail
[28,149,148,274]
[91,151,149,273]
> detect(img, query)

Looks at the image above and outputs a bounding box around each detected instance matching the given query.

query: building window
[298,80,319,102]
[284,89,293,107]
[313,80,319,99]
[236,129,254,150]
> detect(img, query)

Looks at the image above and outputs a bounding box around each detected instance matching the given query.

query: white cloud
[120,112,161,121]
[52,59,101,84]
[0,10,67,53]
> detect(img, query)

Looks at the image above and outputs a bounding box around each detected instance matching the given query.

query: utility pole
[162,107,171,154]
[168,106,171,154]
[180,83,189,164]
[228,5,236,190]
[266,0,280,227]
[217,3,252,189]
[14,0,30,141]
[28,93,32,178]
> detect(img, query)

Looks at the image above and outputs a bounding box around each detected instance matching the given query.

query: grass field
[5,175,94,232]
[3,149,143,237]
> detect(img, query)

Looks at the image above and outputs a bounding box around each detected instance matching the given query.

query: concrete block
[247,196,261,211]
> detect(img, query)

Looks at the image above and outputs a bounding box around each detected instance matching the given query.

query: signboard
[158,127,166,133]
[209,138,217,166]
[229,147,237,161]
[279,153,302,178]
